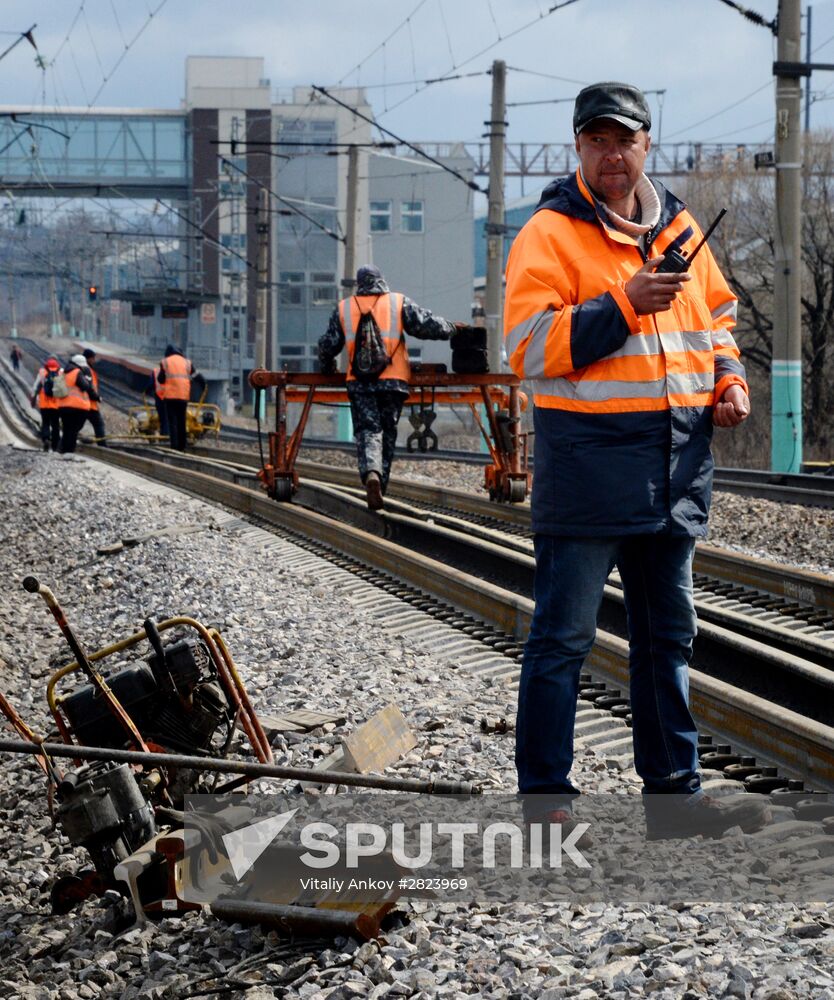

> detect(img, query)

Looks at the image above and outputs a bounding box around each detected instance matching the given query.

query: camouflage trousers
[347,384,407,492]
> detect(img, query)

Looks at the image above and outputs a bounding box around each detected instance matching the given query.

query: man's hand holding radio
[626,256,692,315]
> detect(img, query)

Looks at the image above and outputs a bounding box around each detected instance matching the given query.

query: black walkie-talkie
[655,208,727,273]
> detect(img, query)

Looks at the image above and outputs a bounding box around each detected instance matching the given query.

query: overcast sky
[1,1,833,197]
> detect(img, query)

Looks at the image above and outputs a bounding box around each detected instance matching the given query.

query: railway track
[31,432,829,798]
[2,370,834,842]
[8,336,834,507]
[215,426,834,507]
[188,443,834,655]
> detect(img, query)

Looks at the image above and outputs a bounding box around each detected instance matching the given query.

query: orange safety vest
[88,368,99,412]
[36,367,60,410]
[160,354,192,400]
[153,369,164,399]
[59,368,91,411]
[339,292,407,383]
[504,169,744,414]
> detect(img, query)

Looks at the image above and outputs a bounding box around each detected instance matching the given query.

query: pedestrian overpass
[0,107,189,199]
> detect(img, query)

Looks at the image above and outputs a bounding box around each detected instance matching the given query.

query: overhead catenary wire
[376,0,583,118]
[218,155,345,243]
[312,84,484,194]
[338,0,431,85]
[714,0,777,34]
[664,79,774,140]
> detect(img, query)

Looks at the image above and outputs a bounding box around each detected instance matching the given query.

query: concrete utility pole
[805,4,812,133]
[342,144,359,294]
[337,143,361,443]
[255,185,270,371]
[254,185,270,419]
[772,0,804,472]
[7,275,17,338]
[484,59,507,373]
[49,274,60,338]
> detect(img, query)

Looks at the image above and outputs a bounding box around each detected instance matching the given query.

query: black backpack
[42,371,55,397]
[350,299,400,381]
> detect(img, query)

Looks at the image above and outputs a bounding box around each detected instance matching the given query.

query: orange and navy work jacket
[34,367,60,410]
[338,293,407,384]
[160,354,192,401]
[59,368,92,411]
[504,170,746,537]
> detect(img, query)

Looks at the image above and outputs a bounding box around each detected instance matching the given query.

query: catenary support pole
[484,60,507,374]
[772,0,804,473]
[8,275,17,339]
[338,144,360,443]
[805,4,813,133]
[254,186,269,420]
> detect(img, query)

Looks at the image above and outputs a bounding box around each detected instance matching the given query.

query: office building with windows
[271,86,475,374]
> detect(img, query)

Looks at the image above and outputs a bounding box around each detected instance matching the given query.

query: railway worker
[317,265,454,510]
[504,81,770,841]
[9,344,22,371]
[58,353,99,454]
[29,355,62,452]
[157,344,196,451]
[82,348,107,446]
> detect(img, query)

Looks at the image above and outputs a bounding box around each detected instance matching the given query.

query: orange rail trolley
[248,369,531,504]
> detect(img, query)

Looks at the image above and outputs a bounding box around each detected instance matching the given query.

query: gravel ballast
[0,445,832,999]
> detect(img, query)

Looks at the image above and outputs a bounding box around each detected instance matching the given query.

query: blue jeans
[516,534,700,797]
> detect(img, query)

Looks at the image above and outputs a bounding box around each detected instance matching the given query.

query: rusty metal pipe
[210,897,386,940]
[0,738,482,796]
[22,576,151,752]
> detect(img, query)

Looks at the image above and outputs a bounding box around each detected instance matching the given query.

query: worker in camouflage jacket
[318,266,454,510]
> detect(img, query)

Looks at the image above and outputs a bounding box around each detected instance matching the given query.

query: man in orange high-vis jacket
[318,266,454,510]
[82,348,107,445]
[505,82,769,843]
[30,356,62,451]
[58,354,98,453]
[157,344,196,451]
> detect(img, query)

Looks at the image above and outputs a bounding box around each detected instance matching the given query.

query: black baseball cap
[573,82,651,135]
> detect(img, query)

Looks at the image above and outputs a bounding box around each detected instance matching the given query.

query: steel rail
[193,443,834,620]
[61,443,834,790]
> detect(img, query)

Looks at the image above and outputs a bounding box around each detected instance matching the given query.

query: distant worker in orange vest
[29,356,62,452]
[157,344,196,451]
[58,354,99,453]
[317,266,454,510]
[82,348,107,446]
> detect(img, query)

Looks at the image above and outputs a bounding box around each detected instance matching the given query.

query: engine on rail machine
[0,577,480,936]
[61,633,230,761]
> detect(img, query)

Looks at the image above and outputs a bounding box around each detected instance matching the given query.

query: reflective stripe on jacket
[504,170,746,537]
[35,367,60,410]
[59,368,91,411]
[338,292,407,383]
[160,354,192,400]
[88,369,99,411]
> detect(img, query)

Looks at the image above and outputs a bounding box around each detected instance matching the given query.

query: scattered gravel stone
[0,444,831,999]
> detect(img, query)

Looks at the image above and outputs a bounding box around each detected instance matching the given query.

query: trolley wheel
[273,478,293,502]
[508,480,527,503]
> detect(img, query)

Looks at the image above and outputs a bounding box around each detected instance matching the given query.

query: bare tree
[683,133,834,457]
